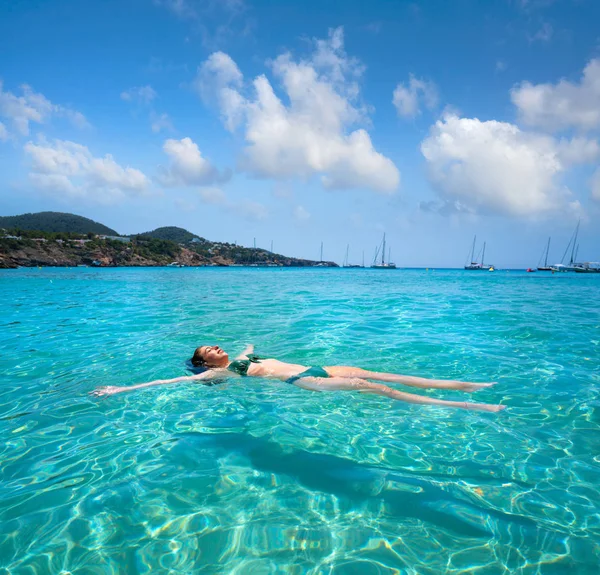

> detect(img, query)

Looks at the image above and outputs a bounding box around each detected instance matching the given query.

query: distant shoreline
[0,265,570,272]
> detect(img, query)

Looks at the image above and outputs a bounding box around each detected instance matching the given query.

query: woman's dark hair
[191,346,207,367]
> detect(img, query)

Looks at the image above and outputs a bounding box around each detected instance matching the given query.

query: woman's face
[200,345,229,367]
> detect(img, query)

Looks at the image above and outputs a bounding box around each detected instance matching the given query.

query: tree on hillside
[135,226,204,244]
[0,212,118,235]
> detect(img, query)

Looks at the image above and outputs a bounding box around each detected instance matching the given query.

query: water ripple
[1,268,599,573]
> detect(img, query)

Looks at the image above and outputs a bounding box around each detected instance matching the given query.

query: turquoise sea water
[1,267,599,574]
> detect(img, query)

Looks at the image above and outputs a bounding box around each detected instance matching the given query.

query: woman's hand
[235,344,255,360]
[90,386,125,397]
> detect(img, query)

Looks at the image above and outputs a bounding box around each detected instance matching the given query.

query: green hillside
[135,226,203,243]
[0,212,118,235]
[0,212,336,268]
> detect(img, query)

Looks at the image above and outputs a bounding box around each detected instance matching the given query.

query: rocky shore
[0,238,335,269]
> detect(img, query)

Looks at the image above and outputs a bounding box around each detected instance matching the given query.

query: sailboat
[537,237,553,271]
[552,219,581,272]
[574,262,600,273]
[342,244,363,268]
[564,223,582,272]
[464,236,494,271]
[315,241,328,267]
[371,233,396,269]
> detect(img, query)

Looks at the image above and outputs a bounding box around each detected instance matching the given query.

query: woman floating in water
[92,344,505,412]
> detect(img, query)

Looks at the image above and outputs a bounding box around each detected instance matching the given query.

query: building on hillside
[99,235,131,243]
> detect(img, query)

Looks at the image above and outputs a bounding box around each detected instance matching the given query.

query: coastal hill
[0,212,118,236]
[135,226,202,244]
[0,212,337,269]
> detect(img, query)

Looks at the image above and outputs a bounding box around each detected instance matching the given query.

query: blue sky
[1,0,599,267]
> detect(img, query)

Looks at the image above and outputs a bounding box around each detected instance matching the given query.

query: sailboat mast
[482,242,486,266]
[544,237,551,267]
[561,233,574,264]
[471,235,476,263]
[570,220,580,264]
[345,244,349,267]
[382,233,386,265]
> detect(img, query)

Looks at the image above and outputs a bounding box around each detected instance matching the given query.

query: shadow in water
[172,431,544,540]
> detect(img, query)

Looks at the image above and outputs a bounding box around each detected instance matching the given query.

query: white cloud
[556,137,600,165]
[26,140,90,176]
[88,155,148,191]
[511,59,600,132]
[196,51,244,94]
[420,114,585,217]
[0,121,8,141]
[157,137,227,186]
[24,138,149,202]
[150,112,174,133]
[29,173,79,195]
[195,51,245,131]
[293,205,310,221]
[197,27,400,193]
[392,74,438,118]
[121,85,157,104]
[591,169,600,202]
[0,82,88,136]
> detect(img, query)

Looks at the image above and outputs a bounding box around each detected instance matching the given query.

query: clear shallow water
[0,267,599,574]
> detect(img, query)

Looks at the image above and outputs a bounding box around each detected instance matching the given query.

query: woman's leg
[291,376,505,413]
[323,366,494,392]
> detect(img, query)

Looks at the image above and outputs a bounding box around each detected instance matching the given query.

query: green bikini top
[227,354,263,376]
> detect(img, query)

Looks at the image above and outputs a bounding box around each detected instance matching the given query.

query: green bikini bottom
[286,366,330,385]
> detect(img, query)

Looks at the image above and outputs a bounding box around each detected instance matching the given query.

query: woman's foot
[458,381,497,393]
[466,402,506,413]
[90,386,125,397]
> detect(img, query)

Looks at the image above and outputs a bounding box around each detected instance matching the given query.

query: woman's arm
[235,344,255,360]
[91,369,228,397]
